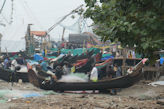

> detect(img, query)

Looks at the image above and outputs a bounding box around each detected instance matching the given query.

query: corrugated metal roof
[30,31,47,36]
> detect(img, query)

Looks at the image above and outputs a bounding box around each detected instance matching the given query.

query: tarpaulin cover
[50,48,100,56]
[46,56,57,59]
[160,57,164,65]
[101,54,114,61]
[90,48,100,54]
[50,48,58,52]
[34,54,43,61]
[102,54,112,58]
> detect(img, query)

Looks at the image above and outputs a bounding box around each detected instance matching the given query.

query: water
[1,40,25,52]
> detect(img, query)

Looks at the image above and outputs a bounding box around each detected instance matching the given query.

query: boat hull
[0,67,29,82]
[28,59,145,91]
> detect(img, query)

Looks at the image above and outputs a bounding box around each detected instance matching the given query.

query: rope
[59,17,81,33]
[18,0,35,24]
[0,0,7,15]
[48,4,83,33]
[23,0,44,30]
[1,14,9,24]
[0,0,14,24]
[9,0,14,24]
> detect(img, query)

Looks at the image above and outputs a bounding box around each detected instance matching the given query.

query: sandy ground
[0,79,164,109]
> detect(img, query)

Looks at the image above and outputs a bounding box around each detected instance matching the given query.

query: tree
[84,0,164,63]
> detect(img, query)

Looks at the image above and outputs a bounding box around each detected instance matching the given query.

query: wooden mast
[25,24,34,56]
[61,27,65,42]
[0,33,2,55]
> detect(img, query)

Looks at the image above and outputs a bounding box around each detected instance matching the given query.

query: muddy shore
[0,80,164,109]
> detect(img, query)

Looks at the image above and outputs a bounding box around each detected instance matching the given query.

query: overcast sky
[0,0,91,41]
[0,0,94,52]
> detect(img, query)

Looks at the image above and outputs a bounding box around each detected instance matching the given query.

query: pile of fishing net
[58,73,89,83]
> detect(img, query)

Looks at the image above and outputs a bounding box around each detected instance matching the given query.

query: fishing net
[58,73,89,83]
[0,90,10,103]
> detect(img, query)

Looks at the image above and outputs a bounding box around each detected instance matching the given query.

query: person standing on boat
[116,51,120,58]
[39,60,57,80]
[90,65,98,82]
[67,51,72,56]
[42,50,45,57]
[111,64,121,95]
[39,60,48,72]
[57,49,61,56]
[55,65,64,79]
[113,64,122,78]
[127,67,133,74]
[16,54,25,65]
[4,57,11,69]
[62,61,71,75]
[128,51,133,58]
[106,65,115,78]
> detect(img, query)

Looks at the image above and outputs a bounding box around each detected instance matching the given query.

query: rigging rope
[1,14,9,24]
[47,4,83,33]
[9,0,14,24]
[0,0,14,24]
[0,0,7,15]
[59,17,81,33]
[23,0,44,30]
[59,16,92,34]
[13,0,43,30]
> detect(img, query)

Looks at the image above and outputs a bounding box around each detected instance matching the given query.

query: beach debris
[148,81,164,87]
[157,99,164,105]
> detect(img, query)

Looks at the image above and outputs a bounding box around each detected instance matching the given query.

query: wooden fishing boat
[28,59,147,91]
[0,67,29,82]
[75,56,96,73]
[95,58,113,69]
[73,59,88,67]
[51,51,95,69]
[75,50,93,60]
[67,55,78,63]
[74,57,112,73]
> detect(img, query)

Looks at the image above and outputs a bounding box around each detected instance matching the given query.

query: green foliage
[84,0,164,63]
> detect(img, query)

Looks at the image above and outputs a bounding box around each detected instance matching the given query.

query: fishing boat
[0,66,29,82]
[75,56,96,73]
[28,59,147,92]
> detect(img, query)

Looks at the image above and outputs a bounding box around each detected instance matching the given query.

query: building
[68,32,102,49]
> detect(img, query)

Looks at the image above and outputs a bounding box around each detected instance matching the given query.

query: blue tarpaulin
[160,57,164,65]
[101,56,114,61]
[23,93,42,98]
[101,54,114,61]
[34,54,43,61]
